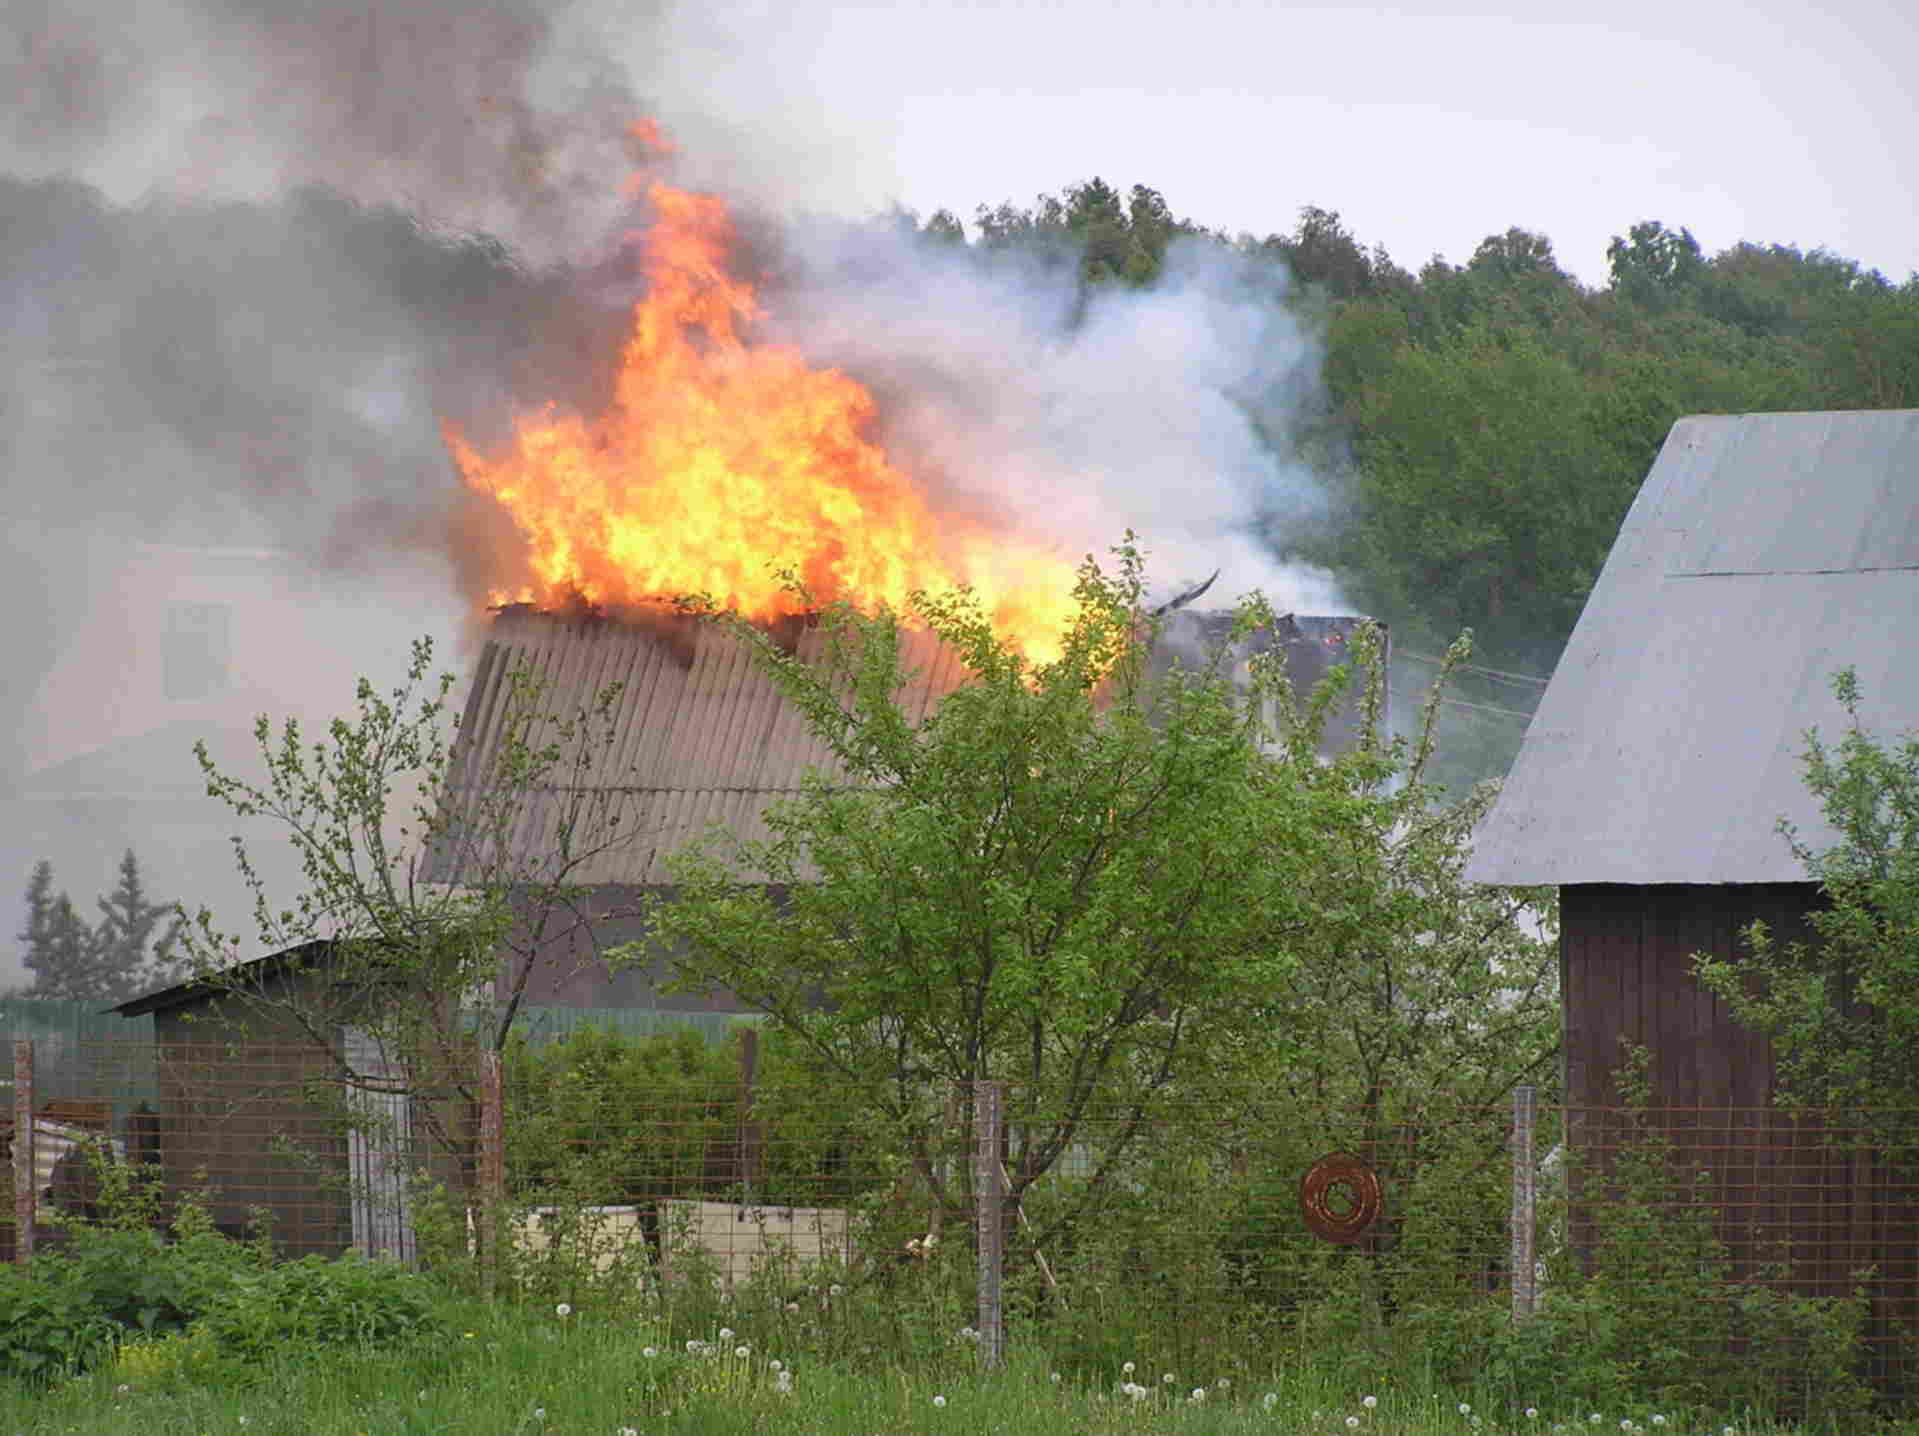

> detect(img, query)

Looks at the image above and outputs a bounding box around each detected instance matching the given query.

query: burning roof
[421,602,1378,892]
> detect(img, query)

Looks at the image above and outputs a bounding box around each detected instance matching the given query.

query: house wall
[1559,882,1808,1111]
[1561,882,1917,1367]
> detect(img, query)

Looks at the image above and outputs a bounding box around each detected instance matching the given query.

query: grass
[0,1288,1887,1436]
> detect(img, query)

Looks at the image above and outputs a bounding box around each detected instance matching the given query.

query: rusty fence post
[12,1040,33,1265]
[479,1049,504,1296]
[1511,1083,1537,1321]
[973,1080,1005,1368]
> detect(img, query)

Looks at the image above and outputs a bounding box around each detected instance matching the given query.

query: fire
[444,134,1081,661]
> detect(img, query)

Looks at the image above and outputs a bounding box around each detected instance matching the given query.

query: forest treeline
[915,181,1919,782]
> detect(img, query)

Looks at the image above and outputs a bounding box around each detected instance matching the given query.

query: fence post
[737,1027,763,1199]
[973,1080,1005,1367]
[1511,1083,1537,1321]
[479,1049,504,1296]
[12,1040,32,1265]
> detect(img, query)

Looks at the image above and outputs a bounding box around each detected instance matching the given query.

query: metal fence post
[12,1040,33,1265]
[1511,1083,1537,1321]
[479,1049,504,1295]
[973,1080,1004,1367]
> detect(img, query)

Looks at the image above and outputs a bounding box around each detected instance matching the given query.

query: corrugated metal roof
[1467,409,1919,887]
[424,606,973,888]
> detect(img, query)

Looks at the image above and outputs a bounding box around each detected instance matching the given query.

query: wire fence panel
[8,1034,1919,1402]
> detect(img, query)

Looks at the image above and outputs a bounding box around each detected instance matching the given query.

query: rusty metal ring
[1299,1152,1382,1244]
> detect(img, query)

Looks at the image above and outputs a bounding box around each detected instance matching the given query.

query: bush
[194,1253,445,1363]
[0,1224,262,1385]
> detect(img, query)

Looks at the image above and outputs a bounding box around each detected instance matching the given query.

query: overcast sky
[648,0,1918,286]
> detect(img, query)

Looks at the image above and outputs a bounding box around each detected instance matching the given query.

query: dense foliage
[907,190,1919,787]
[1695,670,1919,1160]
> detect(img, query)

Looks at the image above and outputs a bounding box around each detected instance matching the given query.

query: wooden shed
[111,940,471,1261]
[1467,408,1919,1340]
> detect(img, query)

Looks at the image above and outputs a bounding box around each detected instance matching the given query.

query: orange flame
[444,147,1081,661]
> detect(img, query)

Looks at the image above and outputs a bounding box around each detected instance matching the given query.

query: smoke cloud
[1,0,1339,987]
[761,218,1339,613]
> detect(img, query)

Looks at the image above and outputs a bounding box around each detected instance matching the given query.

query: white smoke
[763,218,1343,615]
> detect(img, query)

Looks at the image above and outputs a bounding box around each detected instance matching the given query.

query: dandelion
[1122,1361,1136,1376]
[1125,1383,1148,1402]
[556,1303,572,1318]
[1163,1372,1176,1385]
[1192,1388,1206,1402]
[622,1428,640,1436]
[829,1283,844,1297]
[933,1394,947,1408]
[718,1327,735,1342]
[1621,1422,1633,1433]
[687,1340,701,1354]
[776,1370,793,1394]
[1364,1395,1378,1409]
[736,1345,750,1359]
[1264,1392,1279,1411]
[1348,1418,1361,1429]
[1218,1377,1231,1391]
[643,1346,657,1358]
[115,1385,130,1397]
[1460,1404,1473,1417]
[1051,1372,1061,1384]
[533,1409,546,1421]
[770,1359,783,1372]
[1527,1410,1540,1420]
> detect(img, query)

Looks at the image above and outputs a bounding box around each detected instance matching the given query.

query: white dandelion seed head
[687,1340,700,1354]
[1163,1372,1175,1384]
[622,1428,639,1436]
[1264,1392,1279,1410]
[1527,1410,1539,1420]
[736,1345,750,1359]
[1460,1404,1473,1416]
[776,1370,793,1393]
[829,1283,844,1297]
[718,1327,735,1342]
[1218,1377,1231,1391]
[1051,1371,1061,1384]
[115,1385,130,1396]
[1621,1422,1634,1433]
[555,1303,571,1318]
[533,1409,545,1421]
[1192,1387,1206,1402]
[933,1394,946,1408]
[1348,1417,1361,1429]
[769,1359,783,1372]
[1363,1395,1377,1409]
[1122,1361,1136,1375]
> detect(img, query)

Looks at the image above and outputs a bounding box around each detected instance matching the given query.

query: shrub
[194,1253,445,1363]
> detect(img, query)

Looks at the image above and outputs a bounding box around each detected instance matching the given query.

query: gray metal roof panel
[1468,410,1919,887]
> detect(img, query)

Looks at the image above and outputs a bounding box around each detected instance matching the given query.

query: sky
[642,0,1918,285]
[2,0,1915,985]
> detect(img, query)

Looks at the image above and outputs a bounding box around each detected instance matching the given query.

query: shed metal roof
[422,605,974,888]
[1467,409,1919,887]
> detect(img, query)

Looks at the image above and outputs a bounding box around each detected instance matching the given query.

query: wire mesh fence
[8,1034,1919,1402]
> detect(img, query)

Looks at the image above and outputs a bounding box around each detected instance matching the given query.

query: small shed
[111,941,466,1260]
[1467,408,1919,1329]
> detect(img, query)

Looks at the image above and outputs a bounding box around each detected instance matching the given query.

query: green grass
[0,1289,1886,1436]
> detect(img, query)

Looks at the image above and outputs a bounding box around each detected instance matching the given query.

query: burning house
[422,600,1378,1016]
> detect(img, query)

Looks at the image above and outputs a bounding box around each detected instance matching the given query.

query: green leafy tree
[18,851,184,1004]
[638,545,1332,1238]
[182,636,642,1203]
[1695,670,1919,1160]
